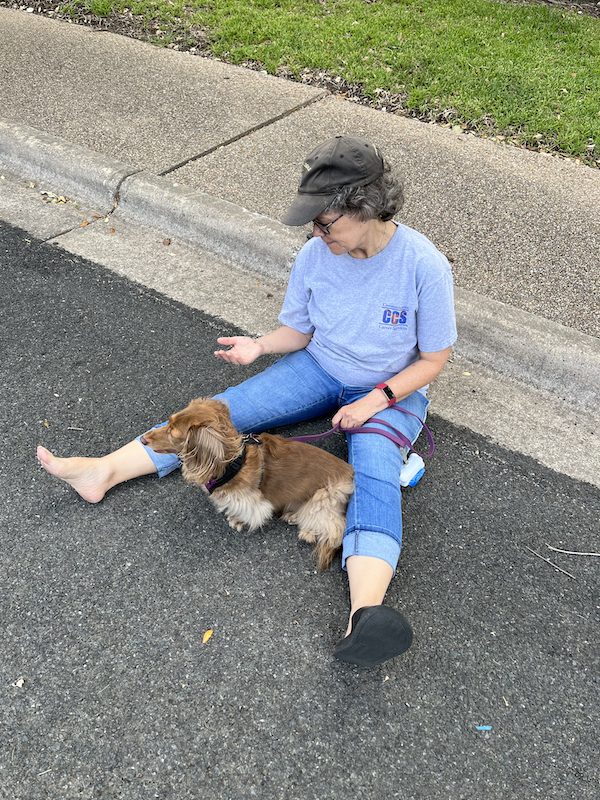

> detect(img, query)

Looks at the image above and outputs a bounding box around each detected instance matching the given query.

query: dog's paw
[298,529,317,544]
[226,516,245,532]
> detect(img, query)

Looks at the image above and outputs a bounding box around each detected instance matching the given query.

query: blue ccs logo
[381,306,407,328]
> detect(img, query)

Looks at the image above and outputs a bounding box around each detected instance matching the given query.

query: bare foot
[36,446,111,504]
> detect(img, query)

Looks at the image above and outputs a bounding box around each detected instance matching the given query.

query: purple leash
[286,404,434,459]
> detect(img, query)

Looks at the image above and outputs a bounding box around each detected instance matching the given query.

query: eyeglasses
[312,213,345,236]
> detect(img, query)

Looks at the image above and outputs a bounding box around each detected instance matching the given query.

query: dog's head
[141,398,243,484]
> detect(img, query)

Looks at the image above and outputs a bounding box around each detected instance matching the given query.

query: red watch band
[376,382,396,407]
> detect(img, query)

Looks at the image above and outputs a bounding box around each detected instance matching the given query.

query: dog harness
[204,434,262,495]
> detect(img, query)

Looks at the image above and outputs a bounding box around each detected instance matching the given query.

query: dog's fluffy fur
[141,398,355,569]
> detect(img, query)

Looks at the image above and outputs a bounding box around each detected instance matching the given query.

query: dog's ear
[181,423,244,485]
[180,425,229,484]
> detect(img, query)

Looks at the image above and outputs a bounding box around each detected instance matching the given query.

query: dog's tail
[315,539,339,571]
[303,480,355,571]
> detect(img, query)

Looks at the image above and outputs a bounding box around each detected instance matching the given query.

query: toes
[36,445,50,463]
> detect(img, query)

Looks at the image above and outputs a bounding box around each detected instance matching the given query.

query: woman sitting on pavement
[37,135,457,668]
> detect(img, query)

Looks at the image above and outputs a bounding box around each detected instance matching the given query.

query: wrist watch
[376,382,396,407]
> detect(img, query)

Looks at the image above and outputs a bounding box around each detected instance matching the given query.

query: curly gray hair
[325,159,404,222]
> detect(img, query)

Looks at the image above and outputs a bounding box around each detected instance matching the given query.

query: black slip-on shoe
[333,605,413,668]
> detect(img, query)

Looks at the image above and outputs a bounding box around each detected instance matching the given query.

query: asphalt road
[1,220,598,800]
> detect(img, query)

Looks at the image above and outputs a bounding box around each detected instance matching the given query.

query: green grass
[57,0,600,164]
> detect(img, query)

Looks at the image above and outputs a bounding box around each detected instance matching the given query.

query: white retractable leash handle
[400,453,425,487]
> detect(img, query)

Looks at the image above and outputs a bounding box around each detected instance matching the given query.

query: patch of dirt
[499,0,600,19]
[1,0,212,47]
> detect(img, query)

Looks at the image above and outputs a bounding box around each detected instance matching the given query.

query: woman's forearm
[332,347,451,429]
[385,348,451,403]
[256,326,313,356]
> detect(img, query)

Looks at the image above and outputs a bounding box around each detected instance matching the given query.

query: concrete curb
[0,117,136,212]
[0,116,305,277]
[2,117,599,410]
[454,288,600,412]
[117,171,305,278]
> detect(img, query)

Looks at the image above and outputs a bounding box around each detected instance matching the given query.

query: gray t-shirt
[278,222,457,388]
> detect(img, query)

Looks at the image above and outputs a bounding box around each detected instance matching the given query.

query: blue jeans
[137,350,429,573]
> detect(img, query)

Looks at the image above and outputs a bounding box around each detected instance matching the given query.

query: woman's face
[311,211,370,257]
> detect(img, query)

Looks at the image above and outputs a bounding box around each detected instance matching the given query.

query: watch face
[383,385,395,401]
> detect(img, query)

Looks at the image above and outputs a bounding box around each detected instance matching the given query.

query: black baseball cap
[281,136,384,226]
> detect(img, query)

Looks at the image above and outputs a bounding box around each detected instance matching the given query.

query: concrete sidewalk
[1,8,600,483]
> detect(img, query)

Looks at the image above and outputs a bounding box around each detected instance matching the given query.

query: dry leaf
[110,229,115,234]
[202,629,213,644]
[462,372,471,376]
[163,239,171,246]
[80,221,89,227]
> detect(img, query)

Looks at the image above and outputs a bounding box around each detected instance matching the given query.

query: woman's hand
[214,336,264,365]
[215,327,313,365]
[332,390,388,430]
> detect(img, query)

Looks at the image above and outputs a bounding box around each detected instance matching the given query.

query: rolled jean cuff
[341,530,401,575]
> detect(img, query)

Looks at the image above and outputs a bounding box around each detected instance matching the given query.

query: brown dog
[140,398,355,569]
